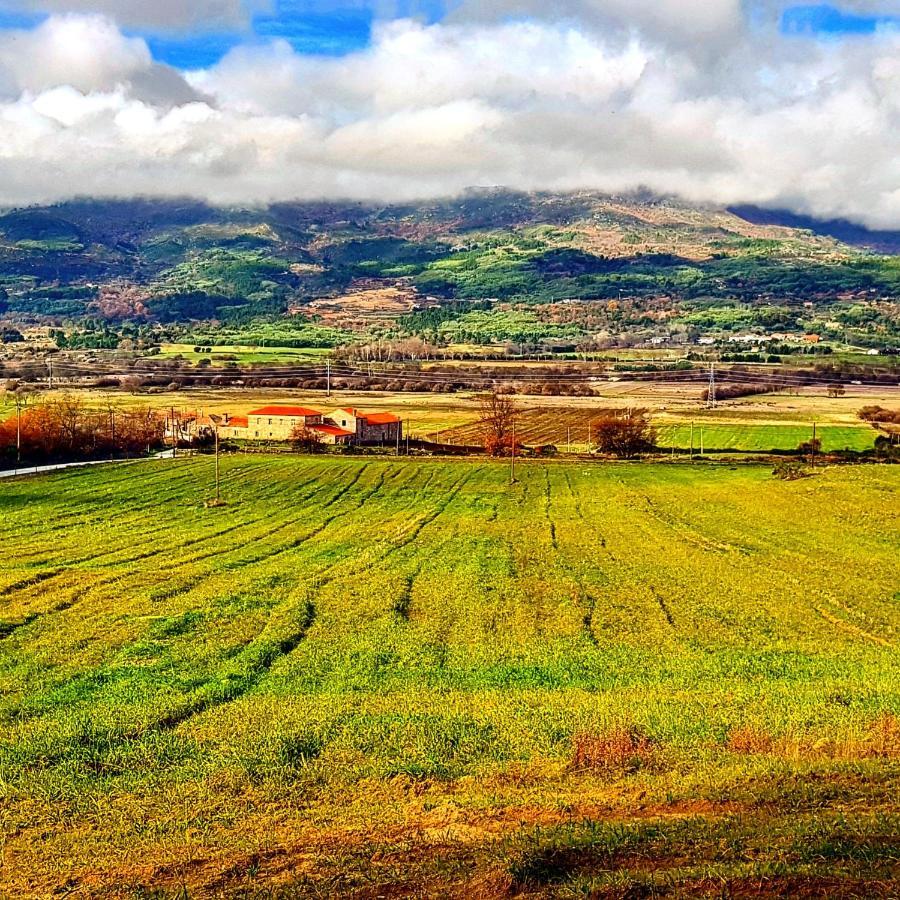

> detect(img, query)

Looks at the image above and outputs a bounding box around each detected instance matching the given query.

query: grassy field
[157,344,333,365]
[0,456,898,897]
[653,423,876,453]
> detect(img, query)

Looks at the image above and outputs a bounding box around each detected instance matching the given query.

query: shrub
[593,410,656,458]
[773,459,809,480]
[290,426,325,454]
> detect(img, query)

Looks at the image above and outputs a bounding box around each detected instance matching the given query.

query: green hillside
[0,193,897,355]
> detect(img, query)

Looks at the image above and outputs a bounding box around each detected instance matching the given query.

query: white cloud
[0,12,896,227]
[0,15,205,104]
[0,0,268,31]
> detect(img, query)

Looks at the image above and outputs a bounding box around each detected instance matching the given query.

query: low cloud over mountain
[0,3,895,228]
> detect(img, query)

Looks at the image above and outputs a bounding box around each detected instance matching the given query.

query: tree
[478,391,517,456]
[798,438,822,462]
[593,410,656,458]
[827,384,846,398]
[291,425,325,454]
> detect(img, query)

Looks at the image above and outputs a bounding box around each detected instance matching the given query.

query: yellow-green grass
[0,457,898,896]
[157,343,333,365]
[654,423,876,452]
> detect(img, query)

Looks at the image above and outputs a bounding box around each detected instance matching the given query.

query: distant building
[217,414,248,440]
[192,405,402,446]
[329,408,403,445]
[803,334,821,344]
[245,406,324,441]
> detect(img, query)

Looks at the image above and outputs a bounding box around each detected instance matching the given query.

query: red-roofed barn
[329,408,403,445]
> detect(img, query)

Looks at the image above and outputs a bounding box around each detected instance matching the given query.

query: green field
[0,457,898,897]
[157,343,333,365]
[654,423,877,453]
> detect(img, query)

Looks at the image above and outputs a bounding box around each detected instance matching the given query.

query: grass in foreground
[0,456,897,897]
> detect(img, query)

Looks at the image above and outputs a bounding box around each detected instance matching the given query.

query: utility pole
[170,406,177,459]
[214,426,221,503]
[14,394,28,473]
[406,420,410,456]
[396,422,401,456]
[47,359,53,391]
[326,360,331,398]
[706,361,716,410]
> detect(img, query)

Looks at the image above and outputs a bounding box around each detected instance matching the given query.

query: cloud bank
[0,8,897,227]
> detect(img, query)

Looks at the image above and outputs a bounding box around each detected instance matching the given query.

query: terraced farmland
[0,456,898,897]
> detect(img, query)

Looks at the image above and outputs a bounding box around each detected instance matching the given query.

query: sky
[0,1,896,227]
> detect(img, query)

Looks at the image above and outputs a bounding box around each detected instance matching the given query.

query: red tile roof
[227,416,248,428]
[248,406,321,418]
[336,408,399,425]
[364,412,400,425]
[311,423,355,437]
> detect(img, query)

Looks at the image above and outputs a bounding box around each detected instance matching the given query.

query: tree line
[0,392,164,467]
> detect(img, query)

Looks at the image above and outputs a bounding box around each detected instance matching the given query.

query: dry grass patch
[570,727,657,775]
[727,714,900,761]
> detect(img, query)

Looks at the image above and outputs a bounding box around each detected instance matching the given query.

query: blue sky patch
[781,3,900,36]
[146,8,375,69]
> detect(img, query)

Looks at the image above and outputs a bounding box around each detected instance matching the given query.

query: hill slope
[0,192,897,353]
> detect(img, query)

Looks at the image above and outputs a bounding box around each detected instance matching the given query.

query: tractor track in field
[638,493,752,556]
[0,612,39,639]
[65,467,328,567]
[562,468,609,547]
[323,464,369,507]
[0,588,93,640]
[25,599,321,743]
[0,569,67,600]
[561,469,585,524]
[380,469,472,562]
[99,468,355,572]
[651,586,677,627]
[262,470,458,612]
[777,564,894,649]
[6,466,318,565]
[230,466,392,571]
[580,589,599,646]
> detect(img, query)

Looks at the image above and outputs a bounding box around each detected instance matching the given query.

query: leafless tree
[478,391,517,456]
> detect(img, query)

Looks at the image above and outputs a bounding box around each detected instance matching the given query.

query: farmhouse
[194,405,402,446]
[245,406,322,441]
[329,408,403,445]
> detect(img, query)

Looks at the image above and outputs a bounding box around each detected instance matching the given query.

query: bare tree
[478,391,517,456]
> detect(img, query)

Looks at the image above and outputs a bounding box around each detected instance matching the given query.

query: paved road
[0,451,176,480]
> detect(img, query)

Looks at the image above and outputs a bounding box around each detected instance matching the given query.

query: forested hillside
[0,191,897,354]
